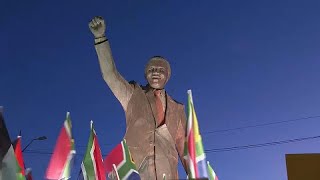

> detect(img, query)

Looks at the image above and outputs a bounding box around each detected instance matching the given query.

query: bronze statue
[89,16,187,179]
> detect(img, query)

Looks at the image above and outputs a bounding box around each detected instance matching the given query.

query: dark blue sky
[2,0,320,179]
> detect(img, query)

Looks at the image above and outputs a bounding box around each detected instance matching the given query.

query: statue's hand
[89,16,106,38]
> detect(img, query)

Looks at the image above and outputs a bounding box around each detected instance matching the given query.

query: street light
[22,136,47,152]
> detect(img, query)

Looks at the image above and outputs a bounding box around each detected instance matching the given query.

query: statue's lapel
[146,90,158,126]
[164,93,170,126]
[164,94,180,140]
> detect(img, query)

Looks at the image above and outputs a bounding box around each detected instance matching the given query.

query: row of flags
[0,109,33,180]
[1,90,218,179]
[45,114,140,180]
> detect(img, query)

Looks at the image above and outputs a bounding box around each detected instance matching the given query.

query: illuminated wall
[286,154,320,180]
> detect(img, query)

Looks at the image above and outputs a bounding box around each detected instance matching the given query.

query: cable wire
[205,135,320,153]
[203,115,320,135]
[24,135,320,155]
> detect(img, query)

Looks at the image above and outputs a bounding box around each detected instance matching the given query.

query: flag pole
[76,169,82,180]
[112,164,120,180]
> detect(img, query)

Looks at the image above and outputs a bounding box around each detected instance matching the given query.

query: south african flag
[104,140,140,180]
[80,121,106,180]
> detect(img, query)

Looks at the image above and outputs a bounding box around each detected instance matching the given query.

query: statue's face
[145,63,168,89]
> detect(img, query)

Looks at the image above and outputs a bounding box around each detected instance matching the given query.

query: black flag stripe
[0,110,12,163]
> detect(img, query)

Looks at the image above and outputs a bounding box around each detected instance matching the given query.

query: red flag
[13,136,25,175]
[45,112,75,179]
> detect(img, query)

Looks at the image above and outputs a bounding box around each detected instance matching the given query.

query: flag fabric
[104,164,120,180]
[80,121,106,180]
[185,90,208,179]
[13,135,27,180]
[45,112,76,179]
[0,109,20,179]
[207,161,218,180]
[13,136,25,176]
[25,168,33,180]
[104,140,140,180]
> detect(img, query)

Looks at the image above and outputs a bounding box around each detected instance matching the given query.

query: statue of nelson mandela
[89,16,188,180]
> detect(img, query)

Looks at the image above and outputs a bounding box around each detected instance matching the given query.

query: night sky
[2,0,320,179]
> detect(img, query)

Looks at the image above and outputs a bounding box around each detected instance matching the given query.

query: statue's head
[144,56,171,90]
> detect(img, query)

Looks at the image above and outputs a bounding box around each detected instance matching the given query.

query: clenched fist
[89,16,106,38]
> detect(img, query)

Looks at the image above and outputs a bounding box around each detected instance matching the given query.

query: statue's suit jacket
[124,82,187,180]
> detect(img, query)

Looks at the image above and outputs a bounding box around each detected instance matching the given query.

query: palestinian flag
[80,121,106,180]
[45,112,76,179]
[104,140,140,180]
[207,161,218,180]
[13,135,26,179]
[185,90,208,179]
[0,109,20,179]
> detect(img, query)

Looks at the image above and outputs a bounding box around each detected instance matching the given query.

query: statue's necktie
[154,90,165,126]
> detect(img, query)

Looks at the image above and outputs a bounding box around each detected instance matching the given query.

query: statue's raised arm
[89,16,133,111]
